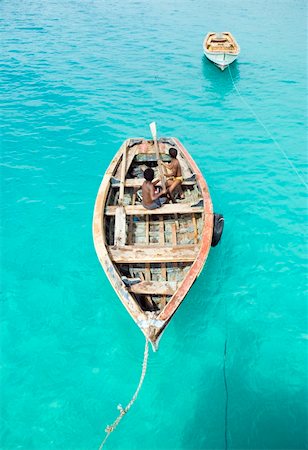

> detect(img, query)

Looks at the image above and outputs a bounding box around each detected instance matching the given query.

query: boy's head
[169,147,178,159]
[144,167,154,181]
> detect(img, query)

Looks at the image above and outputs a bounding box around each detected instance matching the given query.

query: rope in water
[227,66,308,190]
[216,65,305,449]
[98,338,149,450]
[223,338,229,450]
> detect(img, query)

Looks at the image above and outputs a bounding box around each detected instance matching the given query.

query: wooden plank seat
[108,244,199,263]
[128,281,178,296]
[110,178,196,188]
[105,203,204,216]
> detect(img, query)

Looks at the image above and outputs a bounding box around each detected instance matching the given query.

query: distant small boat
[203,32,240,70]
[93,135,223,350]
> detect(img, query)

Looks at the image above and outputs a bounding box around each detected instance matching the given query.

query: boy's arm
[153,190,166,199]
[160,161,171,169]
[150,184,166,200]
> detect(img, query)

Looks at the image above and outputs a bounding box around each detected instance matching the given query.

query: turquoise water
[1,0,307,449]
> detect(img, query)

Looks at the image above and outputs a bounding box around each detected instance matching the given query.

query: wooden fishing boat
[203,32,240,70]
[93,133,222,350]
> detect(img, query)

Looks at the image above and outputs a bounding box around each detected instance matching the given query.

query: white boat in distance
[203,32,240,70]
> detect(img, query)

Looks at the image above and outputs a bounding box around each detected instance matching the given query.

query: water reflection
[201,55,241,98]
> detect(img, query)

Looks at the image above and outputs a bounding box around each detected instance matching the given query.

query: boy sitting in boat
[162,147,184,201]
[142,168,168,210]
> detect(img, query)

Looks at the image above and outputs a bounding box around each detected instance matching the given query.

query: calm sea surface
[1,1,307,449]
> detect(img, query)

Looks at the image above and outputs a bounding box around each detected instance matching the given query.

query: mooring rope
[98,338,149,450]
[222,253,231,450]
[223,338,229,450]
[227,66,308,190]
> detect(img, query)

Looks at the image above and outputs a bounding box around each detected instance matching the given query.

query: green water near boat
[1,0,307,449]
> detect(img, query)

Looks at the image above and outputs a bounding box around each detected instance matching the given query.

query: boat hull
[203,31,240,70]
[204,51,238,70]
[93,137,213,350]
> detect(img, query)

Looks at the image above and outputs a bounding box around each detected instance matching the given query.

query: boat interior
[103,138,205,313]
[206,32,238,52]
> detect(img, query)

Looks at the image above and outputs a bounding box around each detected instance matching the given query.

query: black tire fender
[211,213,224,247]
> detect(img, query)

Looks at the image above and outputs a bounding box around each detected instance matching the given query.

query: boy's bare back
[142,181,155,207]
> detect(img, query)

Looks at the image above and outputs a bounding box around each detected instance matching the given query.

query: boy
[162,147,184,200]
[142,168,167,210]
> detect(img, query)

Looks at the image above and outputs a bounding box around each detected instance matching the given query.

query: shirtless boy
[142,168,167,209]
[162,147,184,200]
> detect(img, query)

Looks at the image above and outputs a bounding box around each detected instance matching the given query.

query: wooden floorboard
[114,206,126,246]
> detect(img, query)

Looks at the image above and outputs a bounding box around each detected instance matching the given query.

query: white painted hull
[203,32,240,70]
[204,51,238,70]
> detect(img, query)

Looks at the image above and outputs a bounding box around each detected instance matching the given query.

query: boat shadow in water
[201,55,241,99]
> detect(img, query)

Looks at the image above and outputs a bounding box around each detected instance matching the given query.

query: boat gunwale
[157,138,213,324]
[92,139,150,334]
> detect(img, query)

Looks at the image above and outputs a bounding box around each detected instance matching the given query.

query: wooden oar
[150,122,179,229]
[118,141,128,206]
[115,141,128,246]
[149,122,166,190]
